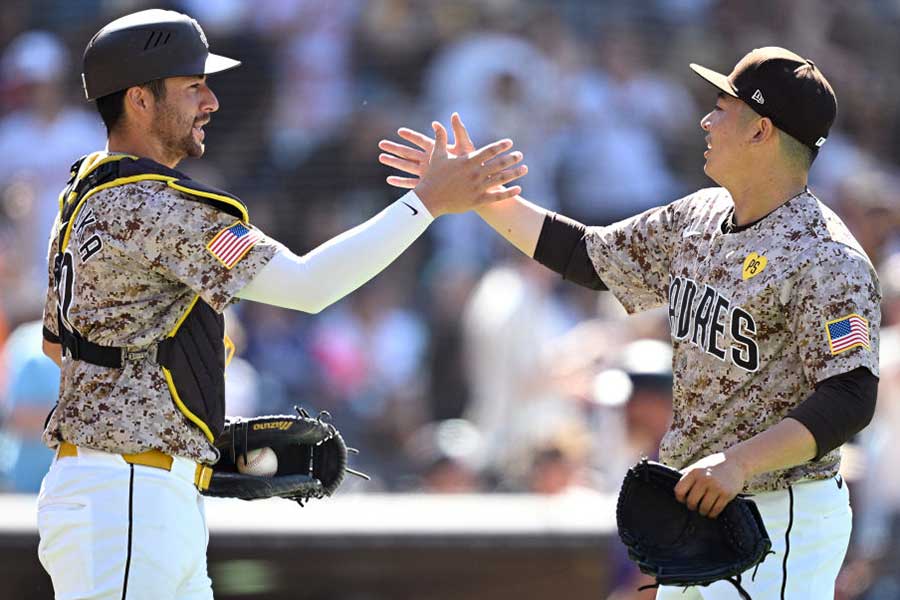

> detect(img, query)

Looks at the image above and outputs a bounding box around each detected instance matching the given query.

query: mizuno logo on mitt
[253,421,292,431]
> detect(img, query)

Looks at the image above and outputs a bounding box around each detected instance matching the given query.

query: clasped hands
[379,113,522,217]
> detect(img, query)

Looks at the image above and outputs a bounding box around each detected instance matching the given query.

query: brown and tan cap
[690,47,837,152]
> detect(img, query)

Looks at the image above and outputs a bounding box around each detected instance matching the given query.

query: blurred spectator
[307,275,429,486]
[238,302,317,416]
[0,319,58,492]
[266,100,413,251]
[355,0,441,97]
[523,421,595,496]
[557,29,690,224]
[420,254,479,421]
[835,326,900,599]
[596,340,675,600]
[0,30,104,319]
[406,419,484,493]
[256,0,359,169]
[879,252,900,328]
[425,32,567,265]
[829,171,900,267]
[223,309,262,417]
[461,257,577,479]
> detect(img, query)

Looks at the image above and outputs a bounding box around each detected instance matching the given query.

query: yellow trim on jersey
[161,366,215,442]
[60,174,176,251]
[167,181,249,223]
[825,313,870,355]
[79,153,137,181]
[59,153,138,211]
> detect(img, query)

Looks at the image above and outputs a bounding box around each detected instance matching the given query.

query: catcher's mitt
[203,407,368,505]
[616,459,772,600]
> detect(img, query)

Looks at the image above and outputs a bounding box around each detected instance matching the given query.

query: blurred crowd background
[0,0,898,598]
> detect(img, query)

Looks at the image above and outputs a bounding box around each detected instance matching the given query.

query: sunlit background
[0,1,898,598]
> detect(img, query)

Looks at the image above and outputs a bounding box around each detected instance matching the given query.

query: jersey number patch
[56,250,76,333]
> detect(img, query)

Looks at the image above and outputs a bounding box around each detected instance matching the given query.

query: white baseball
[236,447,278,477]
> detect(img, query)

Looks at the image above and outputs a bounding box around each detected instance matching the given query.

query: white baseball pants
[37,447,213,600]
[656,476,852,599]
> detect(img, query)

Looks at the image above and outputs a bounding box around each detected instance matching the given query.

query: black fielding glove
[616,459,773,599]
[203,407,368,506]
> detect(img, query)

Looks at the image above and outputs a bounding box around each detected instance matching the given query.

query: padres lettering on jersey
[667,276,759,372]
[584,187,881,493]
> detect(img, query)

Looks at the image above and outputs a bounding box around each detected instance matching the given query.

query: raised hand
[378,112,477,188]
[378,115,520,215]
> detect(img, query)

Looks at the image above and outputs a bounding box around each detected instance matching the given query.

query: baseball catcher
[37,8,528,598]
[204,407,369,505]
[616,460,773,599]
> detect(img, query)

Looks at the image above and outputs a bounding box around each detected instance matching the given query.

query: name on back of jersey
[73,207,103,263]
[668,275,760,372]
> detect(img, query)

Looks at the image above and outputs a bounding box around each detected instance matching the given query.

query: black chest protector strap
[51,153,249,441]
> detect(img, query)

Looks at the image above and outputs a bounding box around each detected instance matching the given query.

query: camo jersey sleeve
[786,242,881,385]
[99,181,281,313]
[583,195,691,314]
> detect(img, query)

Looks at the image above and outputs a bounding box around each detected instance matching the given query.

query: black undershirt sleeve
[787,366,878,461]
[533,212,607,290]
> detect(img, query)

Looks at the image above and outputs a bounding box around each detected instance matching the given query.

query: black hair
[95,78,167,135]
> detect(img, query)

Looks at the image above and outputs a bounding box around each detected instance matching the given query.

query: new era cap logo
[751,89,765,104]
[191,18,209,48]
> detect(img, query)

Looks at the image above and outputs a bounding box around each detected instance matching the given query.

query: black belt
[58,326,163,368]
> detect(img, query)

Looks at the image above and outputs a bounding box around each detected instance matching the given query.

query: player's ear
[124,85,153,122]
[750,116,777,146]
[125,86,144,109]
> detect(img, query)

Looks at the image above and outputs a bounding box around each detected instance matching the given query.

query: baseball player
[37,9,526,600]
[379,47,880,599]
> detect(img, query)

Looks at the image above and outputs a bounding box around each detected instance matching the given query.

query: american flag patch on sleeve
[207,222,263,269]
[825,314,870,355]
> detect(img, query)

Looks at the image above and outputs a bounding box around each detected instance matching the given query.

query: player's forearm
[474,195,546,257]
[724,418,818,480]
[236,191,432,313]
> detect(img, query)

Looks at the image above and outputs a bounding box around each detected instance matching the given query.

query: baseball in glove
[203,406,368,506]
[616,459,773,600]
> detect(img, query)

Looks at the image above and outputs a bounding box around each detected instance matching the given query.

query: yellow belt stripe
[56,442,212,490]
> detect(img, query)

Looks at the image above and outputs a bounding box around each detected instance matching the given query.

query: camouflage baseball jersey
[586,187,881,492]
[42,157,279,463]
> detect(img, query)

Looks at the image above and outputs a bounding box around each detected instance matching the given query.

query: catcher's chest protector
[52,153,250,441]
[155,298,227,441]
